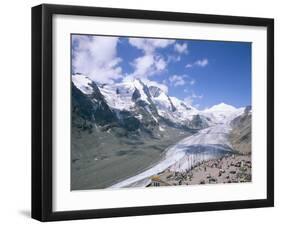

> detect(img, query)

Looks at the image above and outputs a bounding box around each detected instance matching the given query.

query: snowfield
[72,74,93,94]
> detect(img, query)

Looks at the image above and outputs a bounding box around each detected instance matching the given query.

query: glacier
[109,109,244,188]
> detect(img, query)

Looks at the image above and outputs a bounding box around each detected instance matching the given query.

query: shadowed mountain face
[229,106,252,154]
[72,80,160,136]
[149,86,177,112]
[188,114,210,130]
[72,83,95,133]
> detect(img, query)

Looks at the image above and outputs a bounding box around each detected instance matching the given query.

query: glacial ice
[109,112,243,188]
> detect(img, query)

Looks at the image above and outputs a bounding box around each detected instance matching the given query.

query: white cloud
[130,55,154,77]
[126,37,174,83]
[155,57,166,71]
[169,75,186,87]
[167,55,181,63]
[128,54,167,79]
[167,42,188,64]
[72,35,122,84]
[189,79,196,85]
[174,43,188,54]
[185,58,209,68]
[184,92,203,106]
[128,38,175,54]
[195,58,208,67]
[169,75,195,87]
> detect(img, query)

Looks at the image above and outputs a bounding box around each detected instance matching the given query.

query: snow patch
[159,126,165,131]
[72,74,93,94]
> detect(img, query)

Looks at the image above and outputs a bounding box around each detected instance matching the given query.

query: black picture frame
[32,3,274,222]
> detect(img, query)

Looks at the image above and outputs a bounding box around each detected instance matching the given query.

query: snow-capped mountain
[202,103,245,124]
[72,73,94,95]
[99,79,148,112]
[72,73,245,134]
[206,102,237,112]
[149,85,200,125]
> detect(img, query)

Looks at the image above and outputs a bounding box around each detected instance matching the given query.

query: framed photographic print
[32,4,274,221]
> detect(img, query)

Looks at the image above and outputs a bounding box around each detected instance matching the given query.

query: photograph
[30,3,274,222]
[71,34,252,190]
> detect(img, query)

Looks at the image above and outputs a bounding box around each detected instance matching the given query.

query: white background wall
[0,0,279,225]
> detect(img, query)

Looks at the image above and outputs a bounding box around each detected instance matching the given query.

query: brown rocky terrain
[147,154,251,187]
[229,106,251,154]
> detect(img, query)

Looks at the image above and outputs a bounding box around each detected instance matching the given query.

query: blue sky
[72,35,251,109]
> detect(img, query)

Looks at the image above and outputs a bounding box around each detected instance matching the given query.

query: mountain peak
[72,74,93,94]
[205,102,237,112]
[132,78,145,87]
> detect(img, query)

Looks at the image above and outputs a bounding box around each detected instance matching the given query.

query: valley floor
[71,126,192,190]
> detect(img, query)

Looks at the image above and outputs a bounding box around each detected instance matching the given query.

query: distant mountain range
[72,73,247,138]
